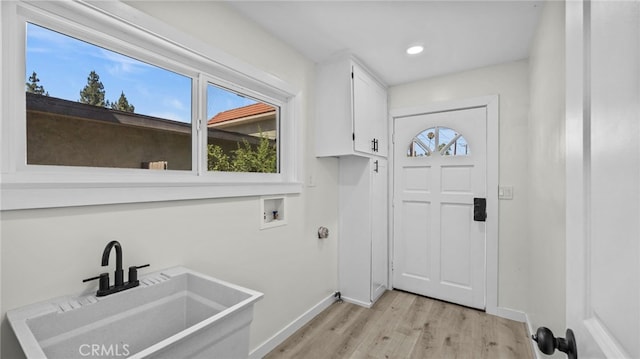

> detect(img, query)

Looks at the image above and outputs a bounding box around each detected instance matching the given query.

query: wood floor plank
[387,294,434,358]
[266,290,533,359]
[411,297,450,357]
[350,291,416,358]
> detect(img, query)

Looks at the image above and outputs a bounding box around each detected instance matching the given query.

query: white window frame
[0,0,303,210]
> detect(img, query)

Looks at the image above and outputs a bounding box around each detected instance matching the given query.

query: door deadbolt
[473,198,487,222]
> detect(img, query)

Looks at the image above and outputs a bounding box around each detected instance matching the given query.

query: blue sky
[26,23,256,124]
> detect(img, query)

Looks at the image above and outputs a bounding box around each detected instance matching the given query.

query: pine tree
[79,70,106,107]
[26,71,48,96]
[110,91,135,112]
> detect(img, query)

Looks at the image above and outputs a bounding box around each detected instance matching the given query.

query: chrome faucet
[83,241,149,297]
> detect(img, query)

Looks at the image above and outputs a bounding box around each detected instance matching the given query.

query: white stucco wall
[527,0,566,341]
[389,60,531,314]
[1,2,339,358]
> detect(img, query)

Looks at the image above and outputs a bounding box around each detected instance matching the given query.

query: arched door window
[407,126,469,157]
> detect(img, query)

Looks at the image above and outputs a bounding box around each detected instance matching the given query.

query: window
[1,1,301,209]
[206,84,279,173]
[26,23,193,170]
[408,126,469,157]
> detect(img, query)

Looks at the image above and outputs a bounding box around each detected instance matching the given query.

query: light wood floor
[265,290,533,359]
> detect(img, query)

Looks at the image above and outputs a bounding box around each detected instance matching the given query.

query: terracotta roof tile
[208,102,275,126]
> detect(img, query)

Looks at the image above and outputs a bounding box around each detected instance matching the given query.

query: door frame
[388,95,500,316]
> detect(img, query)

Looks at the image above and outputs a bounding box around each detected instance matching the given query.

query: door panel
[393,107,486,309]
[371,159,388,302]
[352,64,375,154]
[566,1,640,357]
[400,201,431,280]
[352,63,386,156]
[441,165,472,193]
[440,203,472,288]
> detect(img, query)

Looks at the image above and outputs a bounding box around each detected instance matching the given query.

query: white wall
[1,1,339,357]
[389,60,531,314]
[527,0,566,341]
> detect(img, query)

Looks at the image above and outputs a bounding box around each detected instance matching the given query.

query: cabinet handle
[374,160,379,173]
[371,138,379,152]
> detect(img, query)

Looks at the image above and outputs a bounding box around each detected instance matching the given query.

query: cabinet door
[371,158,388,301]
[372,83,388,157]
[338,156,374,306]
[352,64,379,155]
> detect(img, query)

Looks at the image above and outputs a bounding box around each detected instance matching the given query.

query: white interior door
[393,107,486,310]
[566,1,640,357]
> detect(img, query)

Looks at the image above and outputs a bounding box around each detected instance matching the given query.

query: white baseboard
[495,307,540,358]
[494,306,527,322]
[341,295,373,308]
[249,293,336,359]
[584,317,630,358]
[525,313,542,359]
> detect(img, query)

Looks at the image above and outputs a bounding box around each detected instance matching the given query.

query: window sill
[1,178,303,210]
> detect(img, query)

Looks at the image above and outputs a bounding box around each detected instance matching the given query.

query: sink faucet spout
[102,240,123,287]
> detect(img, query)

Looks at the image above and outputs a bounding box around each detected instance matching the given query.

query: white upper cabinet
[316,56,388,157]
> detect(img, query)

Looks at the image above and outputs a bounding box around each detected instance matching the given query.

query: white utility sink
[7,266,263,359]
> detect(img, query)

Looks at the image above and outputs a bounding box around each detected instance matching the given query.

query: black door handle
[474,198,486,222]
[532,327,577,359]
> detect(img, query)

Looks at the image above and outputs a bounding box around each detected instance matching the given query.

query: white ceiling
[229,1,543,86]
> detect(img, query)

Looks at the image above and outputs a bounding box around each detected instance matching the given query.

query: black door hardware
[374,160,379,173]
[532,327,577,359]
[473,198,487,222]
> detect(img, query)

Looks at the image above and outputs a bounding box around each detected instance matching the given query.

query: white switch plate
[307,173,316,187]
[499,186,513,200]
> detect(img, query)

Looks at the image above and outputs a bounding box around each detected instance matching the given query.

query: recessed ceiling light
[406,45,424,55]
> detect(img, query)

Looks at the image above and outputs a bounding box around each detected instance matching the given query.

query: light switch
[499,186,513,200]
[307,174,316,187]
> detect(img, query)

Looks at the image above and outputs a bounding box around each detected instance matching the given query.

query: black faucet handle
[83,272,110,292]
[128,264,150,284]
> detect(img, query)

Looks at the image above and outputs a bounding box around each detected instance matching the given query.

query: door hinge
[352,132,355,141]
[351,71,354,79]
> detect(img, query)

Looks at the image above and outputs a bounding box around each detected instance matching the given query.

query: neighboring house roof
[25,92,266,145]
[207,102,275,126]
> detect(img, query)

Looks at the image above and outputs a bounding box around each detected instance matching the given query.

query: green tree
[25,71,48,96]
[207,144,232,172]
[232,136,277,173]
[79,70,106,107]
[109,91,135,112]
[207,133,277,173]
